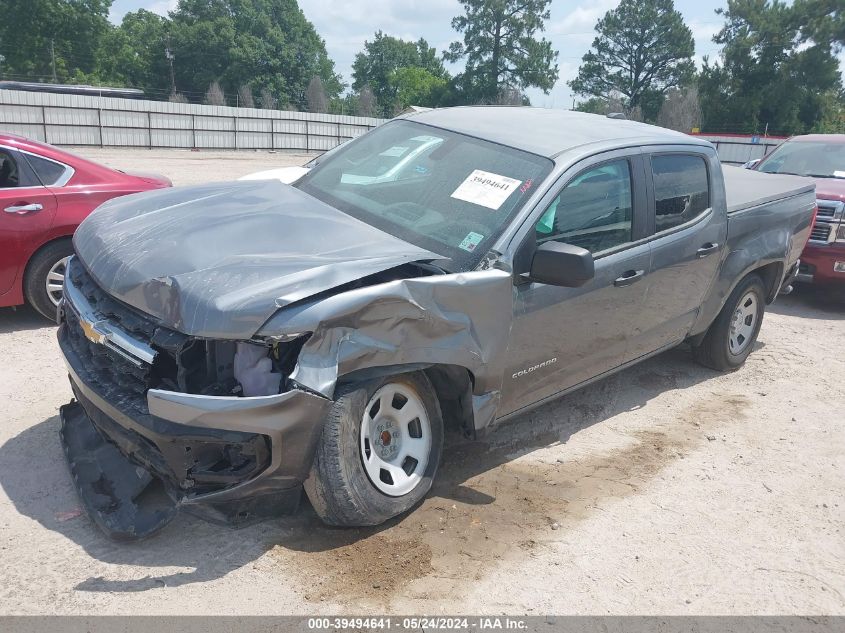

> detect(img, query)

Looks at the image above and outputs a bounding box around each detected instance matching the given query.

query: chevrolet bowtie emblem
[78,316,107,346]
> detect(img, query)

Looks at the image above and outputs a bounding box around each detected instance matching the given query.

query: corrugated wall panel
[101,109,148,128]
[0,90,384,150]
[102,128,149,147]
[45,106,98,126]
[0,104,43,124]
[47,126,100,145]
[237,118,272,133]
[195,115,235,131]
[273,119,307,134]
[274,133,307,149]
[195,130,235,148]
[150,128,192,148]
[150,112,193,130]
[236,131,272,149]
[1,123,45,141]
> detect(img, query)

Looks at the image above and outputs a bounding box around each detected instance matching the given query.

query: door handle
[4,203,43,214]
[613,269,645,287]
[697,242,720,258]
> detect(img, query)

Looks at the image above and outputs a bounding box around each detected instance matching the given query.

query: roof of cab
[786,134,845,144]
[406,106,709,159]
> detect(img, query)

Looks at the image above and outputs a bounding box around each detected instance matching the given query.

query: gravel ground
[0,148,843,615]
[66,147,319,185]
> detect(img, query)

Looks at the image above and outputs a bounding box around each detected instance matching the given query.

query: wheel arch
[22,234,74,283]
[336,362,479,438]
[21,233,75,307]
[688,263,775,346]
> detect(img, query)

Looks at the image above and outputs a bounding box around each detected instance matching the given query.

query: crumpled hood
[73,180,438,339]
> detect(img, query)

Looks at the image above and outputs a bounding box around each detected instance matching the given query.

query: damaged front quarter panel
[257,267,516,431]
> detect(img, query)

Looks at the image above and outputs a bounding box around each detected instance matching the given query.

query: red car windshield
[758,140,845,179]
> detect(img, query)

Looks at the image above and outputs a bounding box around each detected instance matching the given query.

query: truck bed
[723,165,815,214]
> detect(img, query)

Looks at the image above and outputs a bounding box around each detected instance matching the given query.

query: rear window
[24,153,69,186]
[651,154,710,233]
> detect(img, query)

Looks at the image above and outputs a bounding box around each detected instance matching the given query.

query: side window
[0,149,41,189]
[651,154,710,232]
[535,159,633,253]
[0,149,21,188]
[24,153,69,186]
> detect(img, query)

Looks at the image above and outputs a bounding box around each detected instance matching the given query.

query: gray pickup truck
[56,107,815,540]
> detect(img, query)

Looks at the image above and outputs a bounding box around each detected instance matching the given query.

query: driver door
[499,152,651,417]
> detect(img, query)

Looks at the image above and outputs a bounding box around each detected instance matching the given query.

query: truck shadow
[0,345,728,594]
[769,284,845,320]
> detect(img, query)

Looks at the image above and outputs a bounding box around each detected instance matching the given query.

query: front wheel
[304,371,443,526]
[692,274,766,371]
[24,239,74,322]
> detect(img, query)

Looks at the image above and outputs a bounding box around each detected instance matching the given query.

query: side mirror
[742,159,761,170]
[529,242,595,287]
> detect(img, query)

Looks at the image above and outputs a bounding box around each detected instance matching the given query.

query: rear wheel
[692,274,766,371]
[24,239,74,322]
[304,371,443,526]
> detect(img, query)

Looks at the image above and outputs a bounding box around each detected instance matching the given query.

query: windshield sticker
[414,165,429,174]
[410,135,442,143]
[451,170,522,210]
[379,146,408,157]
[458,231,484,252]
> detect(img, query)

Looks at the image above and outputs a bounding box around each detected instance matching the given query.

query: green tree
[569,0,695,121]
[445,0,558,104]
[94,10,171,96]
[352,32,447,116]
[699,0,842,134]
[170,0,343,107]
[388,67,449,112]
[0,0,113,83]
[793,0,844,51]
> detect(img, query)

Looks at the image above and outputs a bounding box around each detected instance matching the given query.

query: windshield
[758,140,845,179]
[296,120,553,271]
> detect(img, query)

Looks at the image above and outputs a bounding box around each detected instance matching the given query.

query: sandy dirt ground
[62,147,320,185]
[0,148,843,615]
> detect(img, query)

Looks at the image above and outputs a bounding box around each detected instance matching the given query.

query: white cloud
[549,0,617,36]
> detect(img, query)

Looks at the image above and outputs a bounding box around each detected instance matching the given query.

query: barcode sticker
[451,170,522,210]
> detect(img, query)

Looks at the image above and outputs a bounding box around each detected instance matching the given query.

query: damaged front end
[58,258,329,540]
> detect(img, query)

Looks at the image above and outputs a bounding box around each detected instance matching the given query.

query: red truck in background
[749,134,845,288]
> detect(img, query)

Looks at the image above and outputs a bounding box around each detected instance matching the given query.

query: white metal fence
[0,92,789,165]
[0,89,385,151]
[692,134,786,165]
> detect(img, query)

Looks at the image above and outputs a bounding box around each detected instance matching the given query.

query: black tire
[24,239,74,322]
[692,273,766,371]
[304,371,444,527]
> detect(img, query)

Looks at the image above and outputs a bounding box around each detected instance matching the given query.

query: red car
[0,134,171,319]
[752,134,845,287]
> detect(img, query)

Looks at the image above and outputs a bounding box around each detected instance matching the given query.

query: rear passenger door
[626,149,727,360]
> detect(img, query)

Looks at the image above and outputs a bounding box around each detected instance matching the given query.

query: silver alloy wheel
[359,382,432,497]
[45,256,71,307]
[729,290,758,355]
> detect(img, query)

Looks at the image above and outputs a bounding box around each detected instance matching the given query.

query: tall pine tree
[445,0,558,104]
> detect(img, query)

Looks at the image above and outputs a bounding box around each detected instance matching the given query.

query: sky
[104,0,778,107]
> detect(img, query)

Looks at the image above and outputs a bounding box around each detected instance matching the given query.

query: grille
[809,222,833,243]
[68,262,158,341]
[63,305,151,416]
[815,202,838,219]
